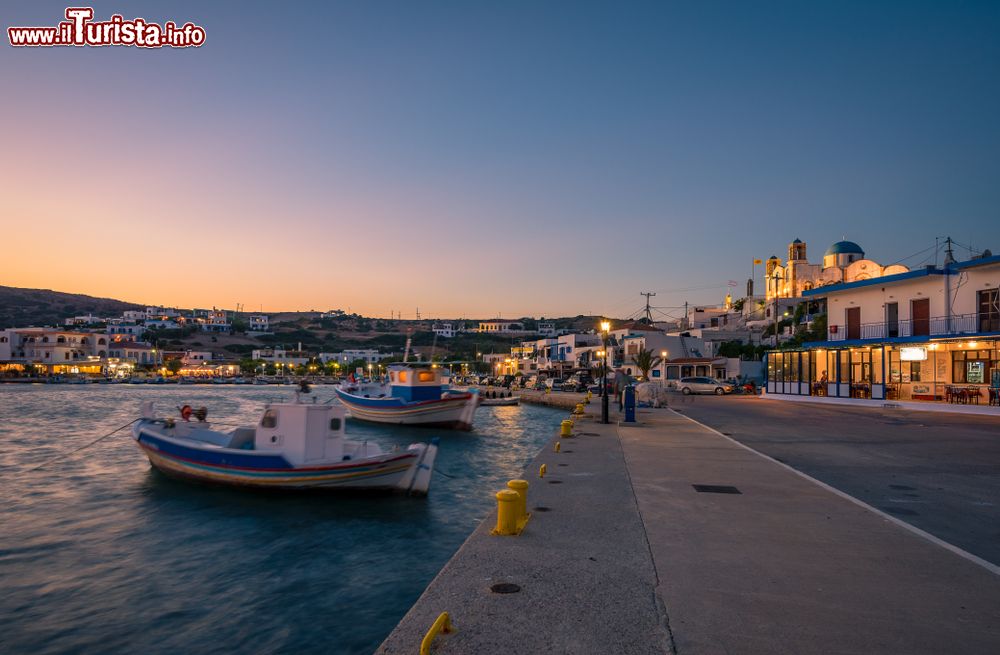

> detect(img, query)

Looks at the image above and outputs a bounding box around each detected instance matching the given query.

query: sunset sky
[3,1,999,320]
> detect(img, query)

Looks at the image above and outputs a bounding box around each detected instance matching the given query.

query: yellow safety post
[560,420,573,437]
[420,612,454,655]
[539,463,547,478]
[587,390,593,402]
[545,387,551,394]
[554,441,561,453]
[574,403,584,415]
[507,479,530,529]
[492,489,520,536]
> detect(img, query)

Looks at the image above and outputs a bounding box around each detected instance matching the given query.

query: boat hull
[334,388,477,430]
[134,425,424,491]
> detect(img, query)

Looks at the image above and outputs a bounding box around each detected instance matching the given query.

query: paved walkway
[378,407,1000,654]
[623,410,1000,654]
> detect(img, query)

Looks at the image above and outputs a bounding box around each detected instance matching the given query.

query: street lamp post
[600,320,610,424]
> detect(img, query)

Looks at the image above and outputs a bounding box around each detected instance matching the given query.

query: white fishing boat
[132,394,439,494]
[334,363,478,430]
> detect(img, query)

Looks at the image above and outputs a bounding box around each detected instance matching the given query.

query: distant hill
[0,286,143,329]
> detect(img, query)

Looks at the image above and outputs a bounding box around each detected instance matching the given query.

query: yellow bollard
[420,612,454,655]
[545,387,551,395]
[554,441,561,453]
[492,489,520,536]
[574,403,584,415]
[507,479,529,524]
[539,463,547,478]
[560,420,573,437]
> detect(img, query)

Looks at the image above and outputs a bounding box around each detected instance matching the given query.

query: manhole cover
[533,506,551,512]
[491,583,521,594]
[692,484,741,494]
[548,480,563,484]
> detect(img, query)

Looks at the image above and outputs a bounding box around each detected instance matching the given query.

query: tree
[630,348,662,381]
[165,359,182,375]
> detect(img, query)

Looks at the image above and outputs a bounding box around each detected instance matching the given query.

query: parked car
[677,376,735,395]
[561,374,593,392]
[544,378,565,390]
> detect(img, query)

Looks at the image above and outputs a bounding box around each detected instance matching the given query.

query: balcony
[824,313,999,342]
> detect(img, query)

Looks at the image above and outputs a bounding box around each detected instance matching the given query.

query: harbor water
[0,385,562,654]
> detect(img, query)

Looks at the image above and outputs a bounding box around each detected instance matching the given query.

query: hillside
[0,286,144,329]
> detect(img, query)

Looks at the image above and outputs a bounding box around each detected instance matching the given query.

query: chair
[967,387,981,405]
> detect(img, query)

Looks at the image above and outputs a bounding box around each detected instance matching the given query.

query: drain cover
[491,583,521,594]
[692,484,741,494]
[548,480,563,484]
[533,506,551,512]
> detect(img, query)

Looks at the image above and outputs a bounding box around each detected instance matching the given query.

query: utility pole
[640,292,656,323]
[683,301,688,330]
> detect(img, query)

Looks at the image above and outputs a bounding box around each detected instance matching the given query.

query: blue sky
[3,1,998,318]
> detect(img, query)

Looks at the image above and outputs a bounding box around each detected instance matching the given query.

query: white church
[764,239,909,301]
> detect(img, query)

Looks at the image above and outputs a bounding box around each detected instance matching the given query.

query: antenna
[640,292,656,323]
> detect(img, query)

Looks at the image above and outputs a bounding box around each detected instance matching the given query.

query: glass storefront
[766,339,1000,405]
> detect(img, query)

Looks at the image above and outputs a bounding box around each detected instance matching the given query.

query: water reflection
[0,385,561,655]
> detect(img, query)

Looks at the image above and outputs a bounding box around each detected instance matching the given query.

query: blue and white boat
[132,397,439,494]
[334,364,478,431]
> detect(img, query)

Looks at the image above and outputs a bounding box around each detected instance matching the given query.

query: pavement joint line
[669,408,1000,577]
[616,421,679,655]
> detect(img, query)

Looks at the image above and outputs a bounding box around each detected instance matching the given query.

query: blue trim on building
[798,329,1000,350]
[951,253,1000,271]
[802,268,943,297]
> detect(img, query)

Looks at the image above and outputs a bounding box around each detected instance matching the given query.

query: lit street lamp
[600,320,611,424]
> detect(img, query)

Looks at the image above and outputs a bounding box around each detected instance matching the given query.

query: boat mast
[403,328,413,363]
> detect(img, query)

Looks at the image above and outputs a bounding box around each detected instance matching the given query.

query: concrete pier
[377,406,1000,654]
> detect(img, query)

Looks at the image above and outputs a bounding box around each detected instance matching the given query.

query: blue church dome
[825,240,864,257]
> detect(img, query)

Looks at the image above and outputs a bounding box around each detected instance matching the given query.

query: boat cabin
[388,364,447,402]
[254,402,347,466]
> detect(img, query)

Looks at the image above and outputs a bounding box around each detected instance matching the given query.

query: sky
[2,1,999,321]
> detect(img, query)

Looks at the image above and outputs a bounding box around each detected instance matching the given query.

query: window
[885,303,899,338]
[417,371,436,382]
[329,418,342,431]
[398,371,408,383]
[979,289,999,333]
[261,409,278,428]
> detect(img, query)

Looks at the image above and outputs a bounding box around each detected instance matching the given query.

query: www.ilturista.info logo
[8,7,206,48]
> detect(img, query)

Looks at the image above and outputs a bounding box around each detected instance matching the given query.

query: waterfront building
[318,349,389,366]
[253,348,310,367]
[106,320,145,337]
[0,328,109,374]
[181,351,213,365]
[764,238,909,302]
[766,252,1000,404]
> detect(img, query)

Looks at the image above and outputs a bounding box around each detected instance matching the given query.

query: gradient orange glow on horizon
[4,2,1000,320]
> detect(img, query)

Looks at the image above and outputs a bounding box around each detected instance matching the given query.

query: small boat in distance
[334,363,478,430]
[480,395,519,407]
[132,396,439,494]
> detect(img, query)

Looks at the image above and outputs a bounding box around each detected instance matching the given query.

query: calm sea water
[0,385,561,655]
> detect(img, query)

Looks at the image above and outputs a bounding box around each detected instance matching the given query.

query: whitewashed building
[766,252,1000,403]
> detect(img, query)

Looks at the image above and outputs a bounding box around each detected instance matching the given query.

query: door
[886,302,899,338]
[911,298,930,336]
[846,307,861,340]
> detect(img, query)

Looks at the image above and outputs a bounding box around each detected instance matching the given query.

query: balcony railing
[824,313,998,342]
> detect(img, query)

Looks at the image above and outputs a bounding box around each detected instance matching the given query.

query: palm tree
[631,348,662,381]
